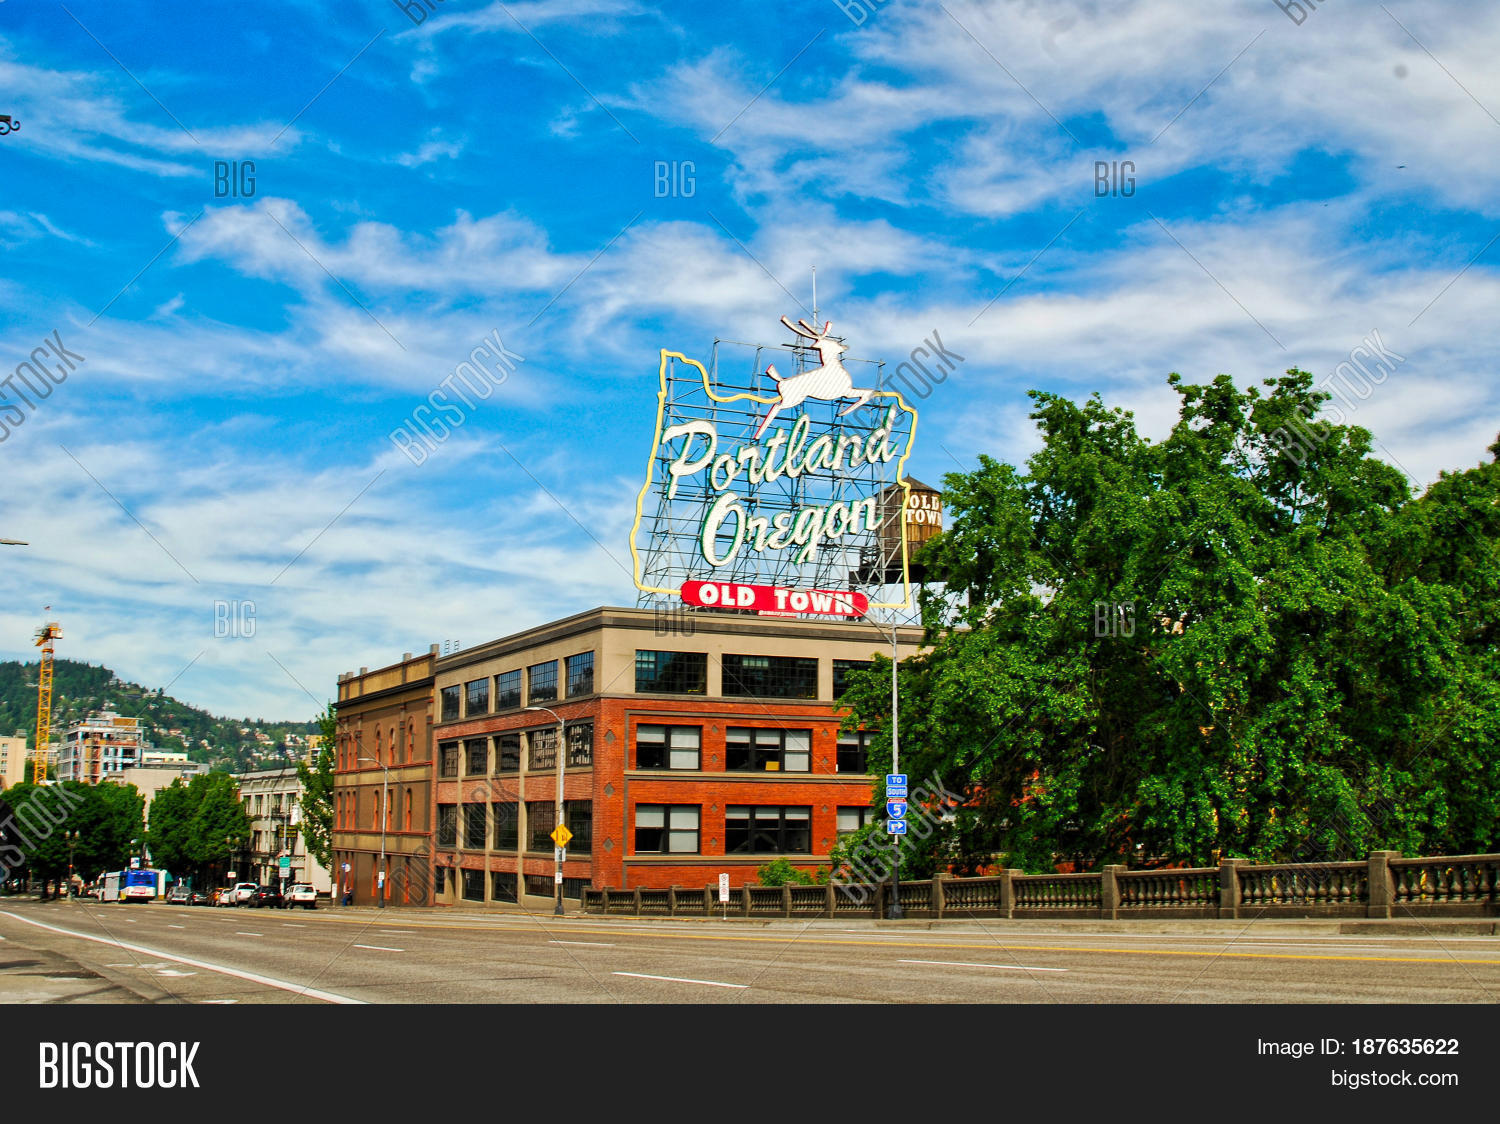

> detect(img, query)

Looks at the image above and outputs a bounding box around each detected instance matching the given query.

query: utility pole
[524,706,566,916]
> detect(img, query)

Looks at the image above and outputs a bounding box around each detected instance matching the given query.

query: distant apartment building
[0,734,27,789]
[235,766,334,893]
[57,711,145,784]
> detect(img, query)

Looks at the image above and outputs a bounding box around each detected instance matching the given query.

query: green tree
[146,780,196,879]
[188,772,252,876]
[295,702,336,871]
[843,372,1500,870]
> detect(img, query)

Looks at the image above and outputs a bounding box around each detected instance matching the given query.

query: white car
[232,882,259,904]
[284,884,317,910]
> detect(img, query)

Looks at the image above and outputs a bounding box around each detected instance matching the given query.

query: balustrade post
[1367,850,1398,919]
[1218,859,1244,919]
[705,884,713,914]
[742,884,751,918]
[1102,865,1126,921]
[782,884,792,918]
[601,887,609,914]
[668,885,677,917]
[825,880,835,918]
[998,869,1016,919]
[633,887,642,916]
[875,882,886,919]
[932,874,945,919]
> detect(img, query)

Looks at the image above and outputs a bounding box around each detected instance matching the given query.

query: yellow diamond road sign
[551,825,573,848]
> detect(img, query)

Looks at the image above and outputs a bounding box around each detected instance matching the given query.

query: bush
[755,858,814,886]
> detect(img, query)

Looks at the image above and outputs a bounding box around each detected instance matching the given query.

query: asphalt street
[2,898,1498,1004]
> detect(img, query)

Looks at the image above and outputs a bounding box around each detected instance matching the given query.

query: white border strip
[0,911,364,1004]
[899,958,1068,973]
[613,971,746,988]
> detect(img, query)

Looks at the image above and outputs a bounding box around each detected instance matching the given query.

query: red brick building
[337,606,920,909]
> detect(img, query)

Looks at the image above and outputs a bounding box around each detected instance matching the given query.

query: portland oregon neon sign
[631,316,919,612]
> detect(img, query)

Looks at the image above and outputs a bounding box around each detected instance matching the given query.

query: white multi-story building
[235,766,333,893]
[57,711,145,784]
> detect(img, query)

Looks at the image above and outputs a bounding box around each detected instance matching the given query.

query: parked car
[214,886,238,906]
[232,882,259,904]
[283,884,317,910]
[249,886,283,908]
[188,889,212,906]
[166,884,192,904]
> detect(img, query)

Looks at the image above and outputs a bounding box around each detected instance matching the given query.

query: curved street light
[523,705,566,916]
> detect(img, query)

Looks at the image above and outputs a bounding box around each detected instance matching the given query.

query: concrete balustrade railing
[579,851,1500,920]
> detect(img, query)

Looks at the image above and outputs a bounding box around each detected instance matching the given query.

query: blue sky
[1,0,1497,720]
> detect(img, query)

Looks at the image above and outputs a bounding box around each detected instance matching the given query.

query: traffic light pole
[888,622,902,919]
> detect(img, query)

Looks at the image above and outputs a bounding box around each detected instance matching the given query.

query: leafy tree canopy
[843,371,1500,872]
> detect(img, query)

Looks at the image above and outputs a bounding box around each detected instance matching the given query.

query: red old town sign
[681,580,869,617]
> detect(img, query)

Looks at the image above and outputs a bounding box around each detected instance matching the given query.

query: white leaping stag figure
[755,315,875,439]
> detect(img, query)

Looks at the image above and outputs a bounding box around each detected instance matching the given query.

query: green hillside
[0,658,321,774]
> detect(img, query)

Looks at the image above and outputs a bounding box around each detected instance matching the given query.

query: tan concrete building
[57,711,145,783]
[0,734,27,789]
[236,766,334,893]
[332,649,437,906]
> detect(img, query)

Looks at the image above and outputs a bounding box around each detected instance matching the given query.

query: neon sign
[631,317,920,609]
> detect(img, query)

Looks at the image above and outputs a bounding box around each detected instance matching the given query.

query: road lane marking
[899,958,1068,973]
[168,924,185,929]
[549,940,615,947]
[235,931,262,937]
[613,971,746,989]
[282,924,306,928]
[0,911,363,1004]
[377,929,415,934]
[353,944,403,952]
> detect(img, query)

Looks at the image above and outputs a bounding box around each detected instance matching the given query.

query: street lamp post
[359,756,390,908]
[65,830,79,899]
[523,705,566,916]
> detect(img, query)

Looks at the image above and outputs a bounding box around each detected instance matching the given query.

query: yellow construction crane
[33,618,61,785]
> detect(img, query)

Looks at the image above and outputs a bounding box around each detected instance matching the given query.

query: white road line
[282,924,306,928]
[0,911,363,1004]
[899,959,1068,973]
[168,924,185,929]
[613,971,747,989]
[377,929,416,934]
[549,940,615,947]
[235,931,262,937]
[353,944,403,952]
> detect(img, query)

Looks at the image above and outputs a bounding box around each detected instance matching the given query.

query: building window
[494,670,521,710]
[438,741,459,778]
[526,802,555,852]
[440,684,462,722]
[404,790,413,831]
[461,869,486,902]
[833,659,873,699]
[634,650,707,694]
[463,803,486,849]
[635,725,701,770]
[465,677,490,716]
[565,652,595,697]
[496,732,521,772]
[493,802,518,850]
[722,655,818,699]
[566,801,592,854]
[838,807,872,834]
[523,874,554,899]
[633,805,700,854]
[566,721,593,767]
[725,806,812,854]
[725,727,811,772]
[561,877,586,900]
[434,867,447,894]
[437,804,457,847]
[492,872,517,902]
[465,738,488,775]
[837,730,873,774]
[527,660,558,703]
[528,727,556,771]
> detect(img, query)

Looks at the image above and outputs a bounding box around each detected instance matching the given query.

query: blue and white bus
[101,868,167,902]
